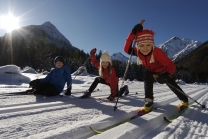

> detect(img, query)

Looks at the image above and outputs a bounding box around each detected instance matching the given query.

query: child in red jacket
[124,24,189,115]
[80,49,129,101]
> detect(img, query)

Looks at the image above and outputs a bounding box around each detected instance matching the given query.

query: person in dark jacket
[26,56,72,96]
[123,24,189,115]
[80,49,129,101]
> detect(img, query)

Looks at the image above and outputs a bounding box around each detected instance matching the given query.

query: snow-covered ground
[0,65,207,139]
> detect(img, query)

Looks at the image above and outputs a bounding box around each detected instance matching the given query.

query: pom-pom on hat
[54,56,65,65]
[136,29,154,45]
[100,50,112,65]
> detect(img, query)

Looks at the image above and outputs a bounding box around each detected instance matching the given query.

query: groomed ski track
[0,83,207,139]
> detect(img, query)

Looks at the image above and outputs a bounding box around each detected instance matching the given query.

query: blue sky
[0,0,208,57]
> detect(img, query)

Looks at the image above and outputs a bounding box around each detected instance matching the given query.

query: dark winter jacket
[124,33,176,75]
[40,65,72,93]
[90,54,118,96]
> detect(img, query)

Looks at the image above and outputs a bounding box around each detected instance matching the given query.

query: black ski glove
[29,79,40,87]
[65,87,71,96]
[131,24,143,34]
[155,72,173,84]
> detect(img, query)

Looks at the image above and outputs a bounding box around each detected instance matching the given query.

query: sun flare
[0,13,20,32]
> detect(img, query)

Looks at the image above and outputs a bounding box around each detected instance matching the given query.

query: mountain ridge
[0,21,203,63]
[0,21,205,66]
[3,21,75,50]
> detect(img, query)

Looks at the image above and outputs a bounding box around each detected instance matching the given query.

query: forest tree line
[0,37,207,83]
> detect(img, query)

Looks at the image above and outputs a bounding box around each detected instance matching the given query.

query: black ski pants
[144,70,188,102]
[88,77,126,95]
[33,82,59,96]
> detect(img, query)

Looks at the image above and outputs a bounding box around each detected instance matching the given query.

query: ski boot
[124,85,129,96]
[80,90,91,99]
[117,85,129,97]
[177,101,189,111]
[64,88,71,96]
[25,89,35,94]
[29,90,42,95]
[107,94,115,101]
[138,98,153,116]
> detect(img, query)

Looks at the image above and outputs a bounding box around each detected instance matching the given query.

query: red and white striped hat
[136,29,154,45]
[136,29,155,65]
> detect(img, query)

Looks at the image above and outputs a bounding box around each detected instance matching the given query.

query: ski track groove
[0,85,207,138]
[88,87,208,139]
[152,92,208,139]
[0,107,102,138]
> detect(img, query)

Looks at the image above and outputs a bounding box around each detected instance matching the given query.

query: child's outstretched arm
[90,48,100,69]
[124,33,136,55]
[124,20,145,55]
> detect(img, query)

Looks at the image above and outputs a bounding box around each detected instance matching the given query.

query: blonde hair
[99,62,112,77]
[137,54,154,65]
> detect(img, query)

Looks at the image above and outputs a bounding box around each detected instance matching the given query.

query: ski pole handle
[139,19,145,25]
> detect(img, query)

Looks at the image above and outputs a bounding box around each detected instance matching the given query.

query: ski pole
[60,56,90,96]
[72,56,90,80]
[166,82,206,108]
[114,19,145,111]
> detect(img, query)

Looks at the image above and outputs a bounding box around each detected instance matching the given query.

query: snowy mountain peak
[158,36,202,62]
[40,21,59,32]
[41,21,53,26]
[37,21,73,47]
[111,52,128,62]
[170,36,180,40]
[3,21,74,49]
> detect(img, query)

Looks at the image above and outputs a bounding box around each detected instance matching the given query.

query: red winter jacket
[90,55,118,95]
[124,33,176,75]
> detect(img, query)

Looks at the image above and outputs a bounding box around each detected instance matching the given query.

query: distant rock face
[2,21,75,50]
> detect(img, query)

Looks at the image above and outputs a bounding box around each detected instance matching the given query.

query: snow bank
[0,65,30,83]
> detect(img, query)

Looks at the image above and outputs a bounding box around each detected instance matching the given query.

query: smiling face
[55,61,64,68]
[137,43,154,55]
[101,61,109,68]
